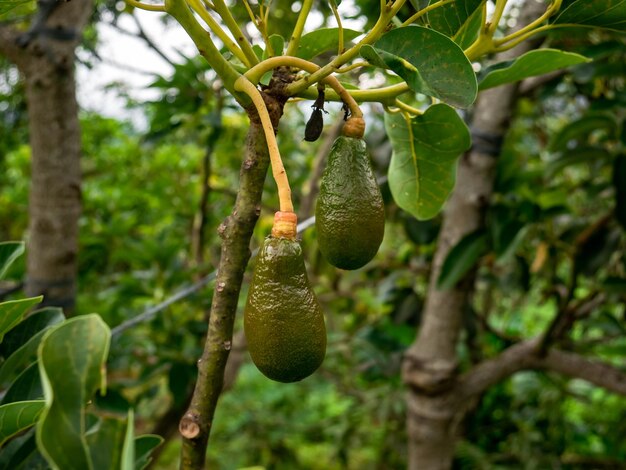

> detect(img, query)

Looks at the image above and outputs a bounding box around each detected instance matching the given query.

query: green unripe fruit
[316,136,385,270]
[244,236,326,383]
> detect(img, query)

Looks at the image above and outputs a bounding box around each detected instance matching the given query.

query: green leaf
[479,49,590,90]
[0,308,64,388]
[0,400,45,446]
[0,296,43,344]
[86,415,128,470]
[0,363,42,405]
[613,155,626,230]
[0,241,24,280]
[1,307,64,358]
[437,230,489,290]
[297,28,361,60]
[134,435,164,470]
[36,314,111,470]
[0,427,45,469]
[384,104,471,220]
[121,410,135,470]
[550,113,619,151]
[554,0,626,32]
[427,0,483,39]
[263,34,285,59]
[452,2,485,49]
[361,25,477,108]
[0,0,31,17]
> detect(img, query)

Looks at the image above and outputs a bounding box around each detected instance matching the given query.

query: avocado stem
[244,56,364,122]
[234,76,294,213]
[271,211,298,239]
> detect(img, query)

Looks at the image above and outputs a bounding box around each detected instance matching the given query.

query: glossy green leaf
[361,26,477,108]
[0,363,42,405]
[0,307,64,358]
[479,49,590,90]
[297,28,361,60]
[427,0,483,40]
[0,0,31,17]
[452,2,485,49]
[121,410,135,470]
[0,427,45,469]
[134,435,164,470]
[0,308,64,388]
[550,113,618,151]
[554,0,626,31]
[384,104,471,220]
[0,241,24,280]
[263,34,285,59]
[437,230,489,290]
[0,296,42,344]
[613,155,626,230]
[36,314,111,470]
[86,415,128,470]
[0,400,45,446]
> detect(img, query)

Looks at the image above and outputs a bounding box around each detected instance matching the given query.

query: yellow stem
[394,98,423,115]
[285,0,314,56]
[401,0,455,27]
[487,0,508,35]
[494,0,563,46]
[285,0,407,95]
[336,61,371,73]
[298,82,410,105]
[234,77,293,213]
[245,56,363,119]
[187,0,250,66]
[211,0,259,65]
[330,1,344,54]
[493,24,554,52]
[242,0,257,28]
[125,0,165,12]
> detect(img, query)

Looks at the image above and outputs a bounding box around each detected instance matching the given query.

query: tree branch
[460,339,626,399]
[178,92,286,469]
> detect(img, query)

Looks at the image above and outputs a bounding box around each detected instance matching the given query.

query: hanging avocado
[244,233,326,383]
[316,135,385,270]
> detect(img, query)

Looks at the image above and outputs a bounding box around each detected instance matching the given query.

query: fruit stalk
[234,76,294,214]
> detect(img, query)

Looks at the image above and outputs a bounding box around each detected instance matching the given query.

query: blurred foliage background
[1,1,626,468]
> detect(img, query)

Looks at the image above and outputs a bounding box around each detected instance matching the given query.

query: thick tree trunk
[402,2,545,467]
[2,1,94,312]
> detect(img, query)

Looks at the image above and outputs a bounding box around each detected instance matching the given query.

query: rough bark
[402,2,546,468]
[178,90,287,470]
[1,0,93,313]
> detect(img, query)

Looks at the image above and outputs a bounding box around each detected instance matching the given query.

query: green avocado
[316,136,385,270]
[244,236,326,383]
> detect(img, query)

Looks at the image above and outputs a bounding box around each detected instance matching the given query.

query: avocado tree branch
[401,0,455,27]
[284,0,407,95]
[244,56,363,119]
[186,0,251,66]
[459,339,626,398]
[210,0,259,66]
[165,0,247,104]
[285,0,314,56]
[178,96,285,469]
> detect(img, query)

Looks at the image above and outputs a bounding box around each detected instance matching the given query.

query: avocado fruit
[244,236,326,383]
[316,136,385,270]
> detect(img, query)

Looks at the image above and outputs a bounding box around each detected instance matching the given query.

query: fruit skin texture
[316,136,385,270]
[244,236,326,383]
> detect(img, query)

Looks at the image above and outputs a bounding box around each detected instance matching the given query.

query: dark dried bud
[304,108,324,142]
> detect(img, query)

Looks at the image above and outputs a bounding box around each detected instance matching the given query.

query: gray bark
[0,1,93,312]
[402,2,546,468]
